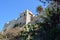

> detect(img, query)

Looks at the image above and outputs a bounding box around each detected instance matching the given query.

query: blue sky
[0,0,48,31]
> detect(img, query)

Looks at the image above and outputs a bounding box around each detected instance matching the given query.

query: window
[20,23,21,25]
[24,14,25,16]
[20,16,21,18]
[54,4,56,7]
[13,24,18,28]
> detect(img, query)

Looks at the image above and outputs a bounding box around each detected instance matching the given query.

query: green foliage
[3,1,60,40]
[9,6,60,40]
[38,6,60,40]
[0,35,3,39]
[36,6,43,13]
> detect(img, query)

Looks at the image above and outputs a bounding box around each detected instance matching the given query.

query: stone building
[3,9,34,31]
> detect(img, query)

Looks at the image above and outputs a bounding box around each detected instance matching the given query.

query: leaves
[36,6,43,13]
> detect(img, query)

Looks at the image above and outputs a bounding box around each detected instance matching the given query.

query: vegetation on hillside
[2,4,60,40]
[1,0,60,40]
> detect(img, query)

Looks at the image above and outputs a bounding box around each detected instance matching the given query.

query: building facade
[17,10,33,26]
[3,9,34,31]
